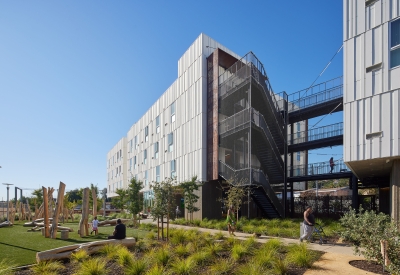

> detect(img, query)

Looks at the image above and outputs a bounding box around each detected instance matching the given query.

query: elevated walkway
[288,122,343,153]
[287,159,352,182]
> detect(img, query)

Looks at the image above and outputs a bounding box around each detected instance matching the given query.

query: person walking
[90,216,99,235]
[300,206,315,242]
[329,157,335,173]
[108,219,126,239]
[175,206,181,219]
[226,205,236,236]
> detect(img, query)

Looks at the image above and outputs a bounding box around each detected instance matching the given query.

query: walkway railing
[288,122,343,145]
[288,159,349,177]
[276,77,343,112]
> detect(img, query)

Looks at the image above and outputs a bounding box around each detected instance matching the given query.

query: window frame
[170,102,176,123]
[156,116,160,133]
[145,126,149,142]
[390,18,400,69]
[168,132,174,152]
[171,160,176,178]
[154,142,159,159]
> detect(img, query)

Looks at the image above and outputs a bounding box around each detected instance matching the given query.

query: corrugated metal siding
[108,34,238,189]
[344,0,400,162]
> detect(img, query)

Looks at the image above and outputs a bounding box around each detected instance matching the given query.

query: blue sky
[0,1,343,200]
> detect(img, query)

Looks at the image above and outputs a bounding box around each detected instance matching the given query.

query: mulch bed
[349,260,390,274]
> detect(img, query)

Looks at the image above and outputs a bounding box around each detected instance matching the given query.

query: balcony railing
[288,122,343,145]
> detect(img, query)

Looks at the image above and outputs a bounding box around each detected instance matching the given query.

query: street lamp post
[2,183,14,223]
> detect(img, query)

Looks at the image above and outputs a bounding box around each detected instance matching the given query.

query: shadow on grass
[0,241,40,252]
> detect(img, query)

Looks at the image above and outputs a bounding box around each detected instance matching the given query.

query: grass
[0,220,149,266]
[75,257,109,275]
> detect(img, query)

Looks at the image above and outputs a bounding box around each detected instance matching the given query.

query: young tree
[179,176,202,222]
[151,178,176,240]
[126,177,144,224]
[112,189,128,212]
[220,175,251,222]
[31,188,43,206]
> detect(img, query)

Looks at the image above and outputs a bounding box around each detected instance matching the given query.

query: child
[91,216,99,235]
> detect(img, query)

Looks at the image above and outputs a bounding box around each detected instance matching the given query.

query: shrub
[254,249,275,268]
[213,231,225,240]
[236,259,265,275]
[230,243,249,261]
[153,246,171,266]
[170,257,197,275]
[263,239,284,252]
[98,243,121,260]
[272,258,289,275]
[286,243,316,268]
[170,229,188,245]
[124,259,147,275]
[30,261,64,275]
[340,207,400,274]
[116,246,134,267]
[0,258,16,275]
[144,265,165,275]
[174,244,190,257]
[208,258,233,275]
[75,257,108,275]
[188,250,212,265]
[70,249,89,263]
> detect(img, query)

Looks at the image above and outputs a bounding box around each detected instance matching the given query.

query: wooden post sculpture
[92,188,97,217]
[42,187,50,238]
[79,188,90,237]
[51,182,66,239]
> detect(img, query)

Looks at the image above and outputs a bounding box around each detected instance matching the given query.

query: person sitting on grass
[107,219,126,239]
[226,205,236,236]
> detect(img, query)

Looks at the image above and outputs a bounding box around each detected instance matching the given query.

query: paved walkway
[141,219,376,274]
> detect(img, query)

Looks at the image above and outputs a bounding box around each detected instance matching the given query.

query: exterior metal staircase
[218,161,283,218]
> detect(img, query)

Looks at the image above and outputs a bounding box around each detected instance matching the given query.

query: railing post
[283,91,288,218]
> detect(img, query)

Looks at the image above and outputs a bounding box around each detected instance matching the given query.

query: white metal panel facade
[344,0,400,166]
[106,137,127,197]
[108,34,241,192]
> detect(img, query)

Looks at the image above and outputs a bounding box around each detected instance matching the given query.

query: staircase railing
[288,122,343,145]
[218,161,283,218]
[218,108,284,173]
[252,169,284,217]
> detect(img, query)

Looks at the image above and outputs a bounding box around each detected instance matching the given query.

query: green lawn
[0,221,148,266]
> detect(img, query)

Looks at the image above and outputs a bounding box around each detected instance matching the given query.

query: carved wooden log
[36,238,136,262]
[0,221,12,227]
[51,182,66,238]
[92,188,97,217]
[98,219,130,227]
[79,188,90,237]
[42,187,50,238]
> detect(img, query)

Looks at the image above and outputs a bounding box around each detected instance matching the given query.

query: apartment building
[343,0,400,220]
[107,33,308,219]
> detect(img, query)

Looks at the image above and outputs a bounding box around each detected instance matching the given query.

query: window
[120,149,122,159]
[391,18,400,68]
[112,170,113,179]
[134,156,137,169]
[156,165,160,182]
[168,132,174,152]
[171,160,176,178]
[145,126,149,142]
[129,158,132,171]
[144,170,148,186]
[297,123,301,138]
[297,152,300,161]
[156,116,160,133]
[154,142,159,159]
[144,149,147,164]
[134,135,138,149]
[130,139,133,152]
[117,151,119,160]
[171,102,176,123]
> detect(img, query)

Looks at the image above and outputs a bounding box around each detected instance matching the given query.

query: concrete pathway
[140,219,378,274]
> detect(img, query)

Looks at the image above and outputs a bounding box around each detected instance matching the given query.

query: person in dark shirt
[300,206,315,242]
[108,219,126,239]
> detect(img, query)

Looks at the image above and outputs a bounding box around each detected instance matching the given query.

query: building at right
[343,0,400,221]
